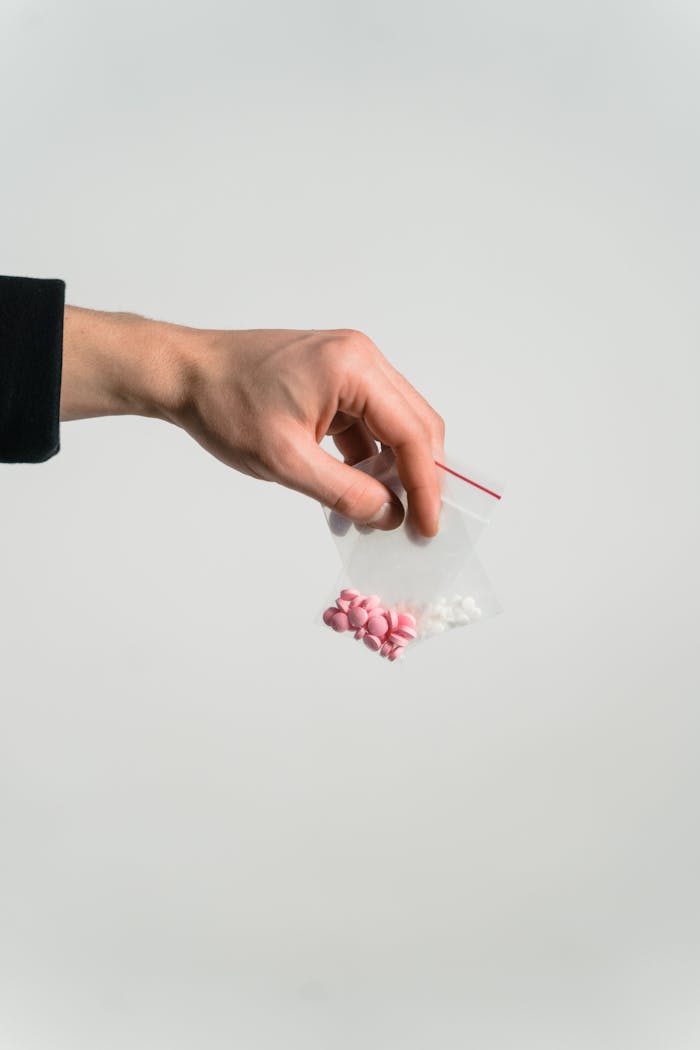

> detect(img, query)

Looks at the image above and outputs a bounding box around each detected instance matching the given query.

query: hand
[60,308,446,536]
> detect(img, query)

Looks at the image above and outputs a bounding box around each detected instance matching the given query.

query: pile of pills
[322,589,417,662]
[417,594,482,637]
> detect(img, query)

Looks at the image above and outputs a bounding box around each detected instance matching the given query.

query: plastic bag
[318,448,503,661]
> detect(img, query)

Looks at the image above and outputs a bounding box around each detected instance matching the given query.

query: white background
[1,2,699,1047]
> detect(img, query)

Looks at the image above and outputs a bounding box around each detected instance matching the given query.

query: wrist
[60,306,193,423]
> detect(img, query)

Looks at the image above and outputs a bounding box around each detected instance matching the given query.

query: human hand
[60,309,445,536]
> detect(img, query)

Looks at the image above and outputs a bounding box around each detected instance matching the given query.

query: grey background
[1,1,699,1047]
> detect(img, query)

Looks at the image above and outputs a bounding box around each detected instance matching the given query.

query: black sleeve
[0,275,65,464]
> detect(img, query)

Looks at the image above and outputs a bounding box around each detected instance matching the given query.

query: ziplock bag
[318,448,503,661]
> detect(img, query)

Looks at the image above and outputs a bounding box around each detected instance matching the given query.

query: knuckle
[335,327,372,348]
[319,331,372,376]
[433,411,446,440]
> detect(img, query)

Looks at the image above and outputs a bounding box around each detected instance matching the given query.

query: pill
[322,607,337,626]
[363,634,382,651]
[398,612,416,630]
[348,605,369,628]
[367,614,389,639]
[362,594,381,611]
[387,609,398,631]
[380,641,392,657]
[349,595,365,608]
[389,631,408,646]
[331,611,350,632]
[336,598,351,613]
[388,646,404,661]
[395,624,417,640]
[341,589,360,601]
[354,627,367,640]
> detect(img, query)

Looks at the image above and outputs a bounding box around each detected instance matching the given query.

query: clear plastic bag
[318,449,503,661]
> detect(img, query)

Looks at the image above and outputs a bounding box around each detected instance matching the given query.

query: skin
[60,306,446,536]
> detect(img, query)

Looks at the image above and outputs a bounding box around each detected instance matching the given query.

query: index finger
[357,366,442,537]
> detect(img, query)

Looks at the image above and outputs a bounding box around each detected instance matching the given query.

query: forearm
[59,305,190,423]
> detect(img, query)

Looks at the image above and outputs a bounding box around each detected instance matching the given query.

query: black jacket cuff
[0,275,65,463]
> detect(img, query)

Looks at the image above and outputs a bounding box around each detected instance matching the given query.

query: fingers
[356,365,442,537]
[273,429,404,530]
[330,418,378,465]
[359,339,445,464]
[265,329,444,537]
[378,360,446,465]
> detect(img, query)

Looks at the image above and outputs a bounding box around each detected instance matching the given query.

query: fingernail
[366,500,404,530]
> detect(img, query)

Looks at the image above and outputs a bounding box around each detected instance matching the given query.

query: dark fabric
[0,275,65,463]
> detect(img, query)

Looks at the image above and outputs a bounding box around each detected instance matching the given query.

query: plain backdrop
[1,2,699,1048]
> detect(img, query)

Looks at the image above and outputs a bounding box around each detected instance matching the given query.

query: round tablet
[389,631,408,646]
[367,615,389,639]
[427,621,447,634]
[348,606,369,629]
[363,634,382,652]
[341,589,360,601]
[362,594,381,611]
[388,646,403,661]
[354,627,367,640]
[331,611,350,632]
[398,612,416,630]
[335,598,351,613]
[380,641,392,657]
[322,607,337,626]
[349,595,365,608]
[387,609,398,631]
[395,624,417,640]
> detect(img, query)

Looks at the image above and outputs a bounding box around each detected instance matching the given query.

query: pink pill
[380,641,392,657]
[362,594,381,611]
[354,627,367,640]
[349,595,365,608]
[348,606,369,628]
[367,615,389,639]
[322,607,337,626]
[331,611,350,632]
[387,609,398,631]
[398,612,416,630]
[395,624,417,640]
[341,589,360,601]
[336,598,351,613]
[389,631,409,646]
[388,646,404,661]
[363,634,382,652]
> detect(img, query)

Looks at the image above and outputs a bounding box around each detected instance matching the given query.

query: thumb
[278,439,404,530]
